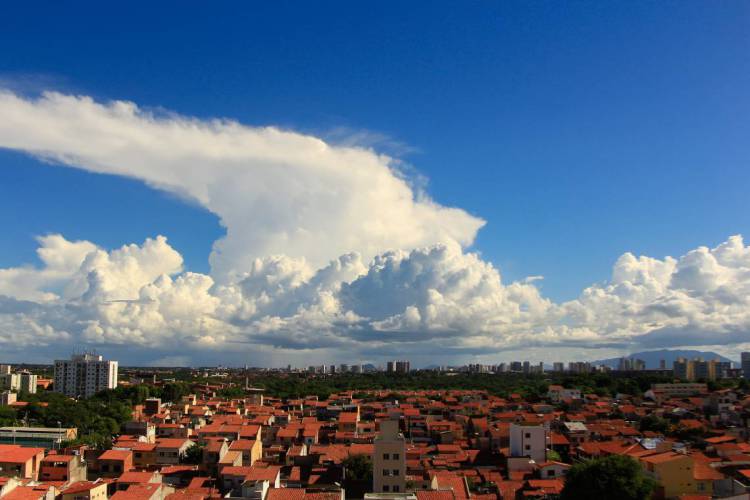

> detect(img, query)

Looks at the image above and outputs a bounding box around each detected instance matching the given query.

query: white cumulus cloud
[1,90,749,365]
[0,90,484,281]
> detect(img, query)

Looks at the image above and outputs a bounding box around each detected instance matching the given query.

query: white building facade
[509,423,547,463]
[0,370,37,394]
[54,353,118,398]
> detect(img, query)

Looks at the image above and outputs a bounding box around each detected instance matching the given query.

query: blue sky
[0,2,749,366]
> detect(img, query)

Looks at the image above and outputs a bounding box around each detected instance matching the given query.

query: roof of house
[0,445,45,463]
[62,481,106,495]
[99,450,133,461]
[2,486,53,500]
[110,484,162,500]
[118,471,159,484]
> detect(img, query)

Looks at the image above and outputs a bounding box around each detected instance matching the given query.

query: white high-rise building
[54,353,118,398]
[0,370,37,394]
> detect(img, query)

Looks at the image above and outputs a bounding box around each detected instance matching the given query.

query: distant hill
[594,349,735,369]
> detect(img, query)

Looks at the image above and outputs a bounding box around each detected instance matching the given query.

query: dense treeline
[233,371,687,400]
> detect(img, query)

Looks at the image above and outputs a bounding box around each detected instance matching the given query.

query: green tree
[217,386,246,399]
[0,406,18,426]
[183,444,204,464]
[737,378,750,392]
[638,415,669,434]
[561,455,656,500]
[160,382,191,403]
[343,454,373,498]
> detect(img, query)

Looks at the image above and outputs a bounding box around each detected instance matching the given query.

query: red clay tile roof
[2,486,54,500]
[416,492,457,499]
[0,445,45,463]
[111,484,161,500]
[118,471,159,483]
[98,450,132,461]
[62,481,105,494]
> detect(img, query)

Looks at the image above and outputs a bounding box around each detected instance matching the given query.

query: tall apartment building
[395,361,410,373]
[674,357,728,381]
[673,357,694,380]
[373,419,406,494]
[0,370,37,394]
[54,353,118,398]
[567,361,592,374]
[385,360,410,373]
[618,357,645,371]
[17,371,37,393]
[743,352,750,380]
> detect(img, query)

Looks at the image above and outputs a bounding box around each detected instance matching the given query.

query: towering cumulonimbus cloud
[1,90,749,365]
[0,91,485,280]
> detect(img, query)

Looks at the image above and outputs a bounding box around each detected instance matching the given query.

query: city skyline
[1,3,749,367]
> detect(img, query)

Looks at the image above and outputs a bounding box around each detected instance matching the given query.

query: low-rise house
[111,483,174,500]
[39,453,87,483]
[537,461,571,479]
[132,443,158,469]
[220,465,281,494]
[122,422,156,443]
[0,445,45,480]
[202,439,228,474]
[117,471,163,490]
[155,439,195,465]
[2,484,58,500]
[61,480,109,500]
[97,450,134,478]
[228,439,262,466]
[640,452,698,499]
[156,425,190,439]
[561,421,589,446]
[547,386,581,404]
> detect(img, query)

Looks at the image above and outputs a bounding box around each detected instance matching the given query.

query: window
[392,453,399,460]
[525,444,531,450]
[383,486,390,492]
[383,453,389,460]
[547,470,554,477]
[525,433,531,438]
[393,469,400,476]
[383,470,389,476]
[393,485,400,492]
